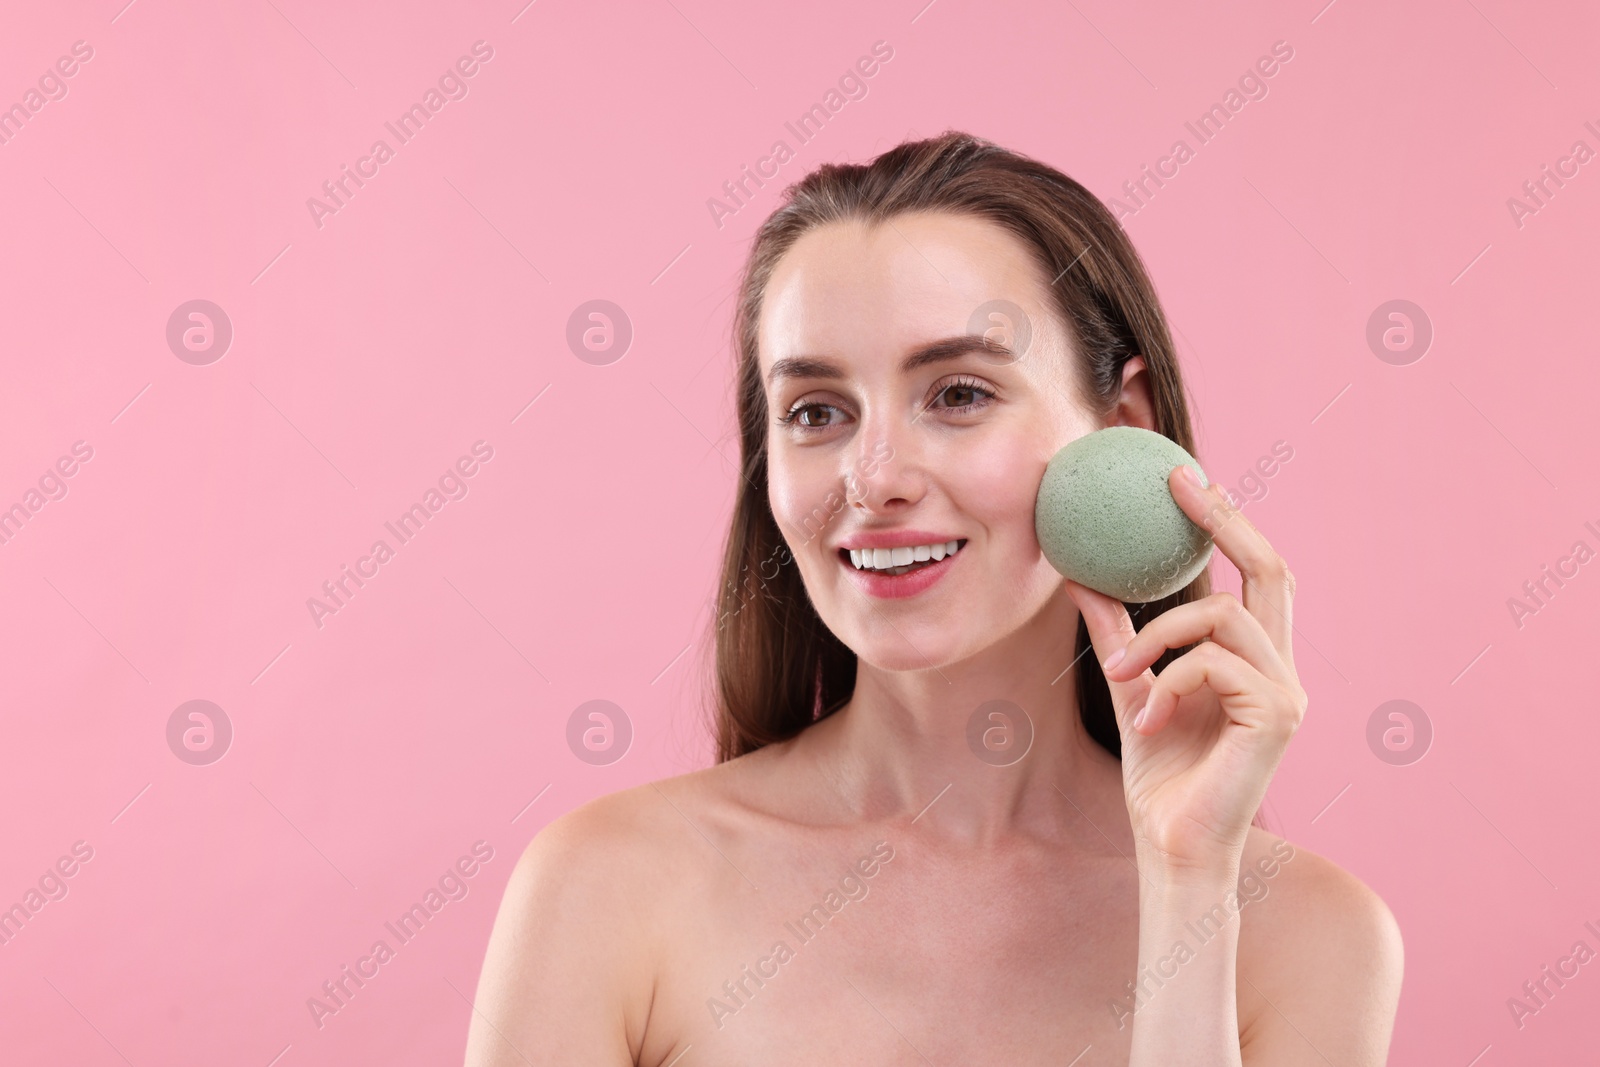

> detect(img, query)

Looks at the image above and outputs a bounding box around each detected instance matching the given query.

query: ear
[1109,355,1156,431]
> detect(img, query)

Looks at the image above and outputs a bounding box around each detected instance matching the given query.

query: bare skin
[465,211,1404,1066]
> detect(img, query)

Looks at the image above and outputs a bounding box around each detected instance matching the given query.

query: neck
[808,588,1122,847]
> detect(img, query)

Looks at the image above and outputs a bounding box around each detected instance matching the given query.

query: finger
[1168,466,1297,666]
[1063,578,1153,723]
[1105,591,1294,689]
[1138,642,1299,741]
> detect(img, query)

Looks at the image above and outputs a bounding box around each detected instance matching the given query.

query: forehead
[757,211,1056,370]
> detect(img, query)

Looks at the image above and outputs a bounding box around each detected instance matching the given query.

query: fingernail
[1132,703,1148,730]
[1102,647,1126,672]
[1180,465,1203,488]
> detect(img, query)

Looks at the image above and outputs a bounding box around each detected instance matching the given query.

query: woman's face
[758,210,1103,671]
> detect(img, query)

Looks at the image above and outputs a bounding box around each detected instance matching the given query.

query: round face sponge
[1034,426,1214,603]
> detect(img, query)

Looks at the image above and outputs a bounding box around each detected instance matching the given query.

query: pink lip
[837,529,963,551]
[839,538,966,600]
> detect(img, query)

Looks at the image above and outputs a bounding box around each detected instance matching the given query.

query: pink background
[1,0,1596,1062]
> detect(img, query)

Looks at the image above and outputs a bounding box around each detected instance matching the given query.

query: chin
[846,632,971,674]
[819,602,979,673]
[812,558,1053,670]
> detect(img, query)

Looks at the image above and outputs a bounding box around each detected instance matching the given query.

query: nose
[844,418,923,513]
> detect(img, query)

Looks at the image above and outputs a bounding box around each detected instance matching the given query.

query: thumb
[1063,579,1154,726]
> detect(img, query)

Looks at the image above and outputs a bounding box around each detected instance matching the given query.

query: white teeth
[848,540,964,571]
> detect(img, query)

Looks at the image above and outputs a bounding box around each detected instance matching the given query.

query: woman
[465,131,1403,1065]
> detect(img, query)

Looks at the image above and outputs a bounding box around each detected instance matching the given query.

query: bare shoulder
[518,773,705,888]
[466,760,758,1067]
[501,756,762,941]
[515,746,786,888]
[1236,827,1404,1065]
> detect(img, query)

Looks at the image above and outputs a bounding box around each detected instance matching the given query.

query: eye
[931,375,997,414]
[775,376,997,433]
[777,399,851,430]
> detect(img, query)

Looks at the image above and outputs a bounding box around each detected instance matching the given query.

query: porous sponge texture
[1035,426,1213,603]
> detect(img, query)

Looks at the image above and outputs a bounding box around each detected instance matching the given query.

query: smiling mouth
[840,539,968,576]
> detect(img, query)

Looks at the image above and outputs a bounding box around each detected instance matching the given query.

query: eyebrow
[765,334,1015,387]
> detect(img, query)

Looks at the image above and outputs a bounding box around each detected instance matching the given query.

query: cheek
[767,454,843,546]
[767,461,809,533]
[960,442,1045,544]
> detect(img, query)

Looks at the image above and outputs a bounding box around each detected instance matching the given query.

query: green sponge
[1035,426,1213,603]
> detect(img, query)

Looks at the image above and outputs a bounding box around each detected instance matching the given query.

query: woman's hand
[1063,464,1307,881]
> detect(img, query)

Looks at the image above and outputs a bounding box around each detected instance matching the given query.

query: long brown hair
[701,130,1250,819]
